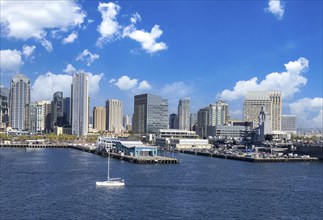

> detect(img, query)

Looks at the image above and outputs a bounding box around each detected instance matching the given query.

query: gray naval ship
[292,143,323,160]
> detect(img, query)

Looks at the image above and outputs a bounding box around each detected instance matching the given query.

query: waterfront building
[178,98,190,130]
[115,141,158,157]
[155,129,200,147]
[169,139,211,150]
[9,73,30,130]
[25,103,37,133]
[133,93,168,135]
[208,125,251,139]
[93,106,106,131]
[243,91,282,131]
[0,87,9,129]
[169,113,178,129]
[123,115,132,131]
[36,101,51,132]
[63,97,71,126]
[282,115,297,134]
[190,113,197,131]
[71,73,89,137]
[106,99,123,132]
[51,92,64,128]
[196,107,209,138]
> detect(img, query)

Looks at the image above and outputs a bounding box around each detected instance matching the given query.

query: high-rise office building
[282,115,296,134]
[51,91,64,128]
[106,99,123,131]
[71,73,89,137]
[0,87,9,129]
[169,113,178,129]
[190,113,197,131]
[93,106,106,131]
[63,97,71,126]
[9,73,30,130]
[196,107,209,138]
[215,100,229,126]
[36,101,51,132]
[25,102,37,133]
[243,91,282,131]
[178,98,190,130]
[133,93,168,134]
[123,115,132,130]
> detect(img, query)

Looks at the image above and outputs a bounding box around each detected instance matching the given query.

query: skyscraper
[36,101,51,133]
[243,91,282,131]
[51,91,64,128]
[9,74,30,130]
[93,106,106,131]
[169,113,178,129]
[63,97,71,126]
[133,93,168,134]
[25,103,37,133]
[71,73,89,137]
[282,115,296,134]
[123,115,132,130]
[106,99,123,131]
[215,100,229,126]
[0,87,9,129]
[178,98,190,130]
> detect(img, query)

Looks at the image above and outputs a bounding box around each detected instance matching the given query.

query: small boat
[96,146,125,187]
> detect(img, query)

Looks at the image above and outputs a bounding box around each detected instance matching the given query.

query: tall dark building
[133,93,168,135]
[63,97,71,126]
[51,91,64,128]
[0,87,9,127]
[169,113,178,129]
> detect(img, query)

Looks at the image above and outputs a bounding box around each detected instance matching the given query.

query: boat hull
[96,180,125,187]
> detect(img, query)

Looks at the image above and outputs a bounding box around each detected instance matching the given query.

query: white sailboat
[96,147,125,187]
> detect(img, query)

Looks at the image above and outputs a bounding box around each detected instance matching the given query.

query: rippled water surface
[1,148,322,219]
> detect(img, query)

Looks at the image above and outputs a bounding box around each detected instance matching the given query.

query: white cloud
[289,98,323,128]
[62,32,78,44]
[130,12,141,24]
[88,19,95,24]
[76,49,99,66]
[218,57,308,100]
[0,49,23,74]
[114,75,138,90]
[123,24,168,54]
[63,63,76,75]
[162,81,191,97]
[96,2,121,47]
[138,80,151,90]
[109,78,116,84]
[266,0,285,20]
[32,71,103,101]
[0,0,86,51]
[22,45,36,59]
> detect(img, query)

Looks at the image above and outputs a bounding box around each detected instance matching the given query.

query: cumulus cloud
[63,63,76,75]
[22,45,36,59]
[0,0,86,51]
[109,78,116,84]
[0,49,23,74]
[32,71,103,101]
[62,32,78,44]
[266,0,285,20]
[123,24,168,54]
[218,57,308,100]
[289,98,323,128]
[138,80,151,90]
[76,49,99,66]
[113,75,138,90]
[96,2,121,46]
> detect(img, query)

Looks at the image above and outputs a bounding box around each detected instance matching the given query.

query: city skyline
[0,1,322,128]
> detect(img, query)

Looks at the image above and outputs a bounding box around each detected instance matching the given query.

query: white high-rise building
[106,99,123,132]
[36,101,51,132]
[9,74,30,130]
[72,73,89,137]
[178,98,190,130]
[243,91,282,131]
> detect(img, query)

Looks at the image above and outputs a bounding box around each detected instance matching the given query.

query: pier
[0,143,179,164]
[179,150,319,163]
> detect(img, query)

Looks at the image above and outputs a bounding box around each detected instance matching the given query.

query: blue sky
[1,0,322,128]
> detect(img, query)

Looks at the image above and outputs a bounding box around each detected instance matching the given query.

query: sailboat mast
[107,146,110,181]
